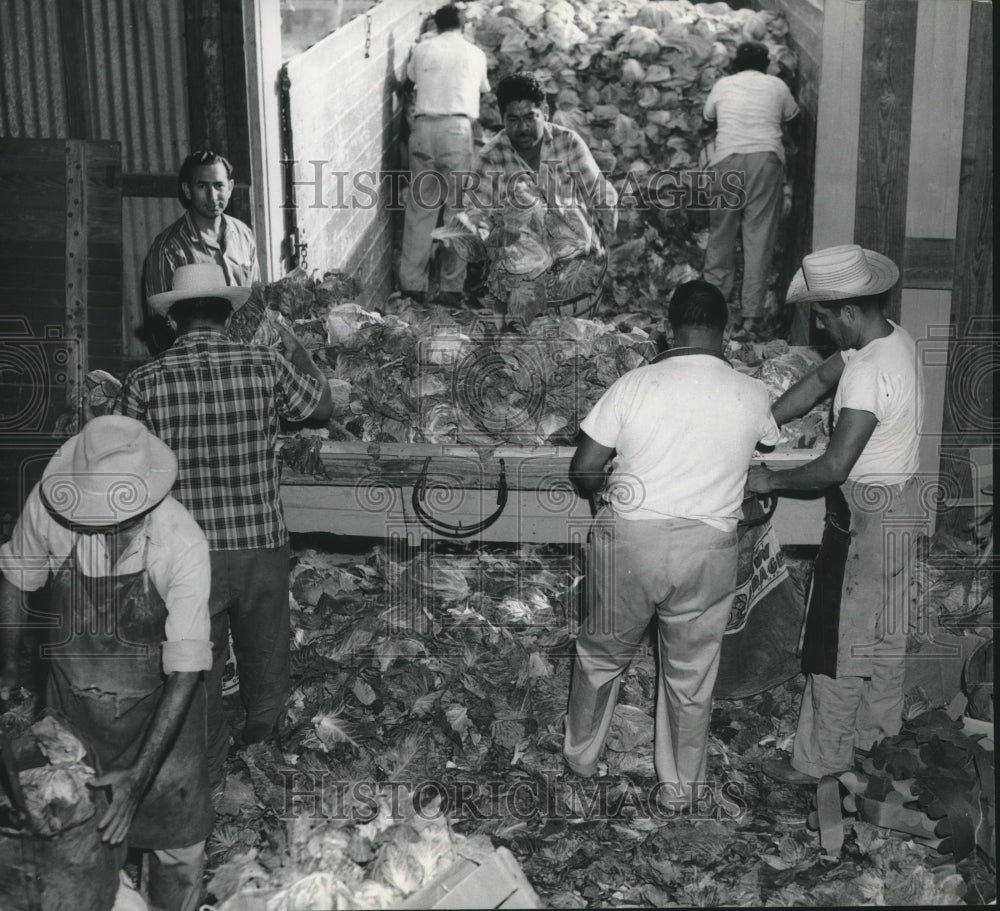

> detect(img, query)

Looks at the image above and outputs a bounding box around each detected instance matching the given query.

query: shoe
[400,289,427,304]
[762,756,819,786]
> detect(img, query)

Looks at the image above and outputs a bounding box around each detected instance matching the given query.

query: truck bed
[280,441,825,545]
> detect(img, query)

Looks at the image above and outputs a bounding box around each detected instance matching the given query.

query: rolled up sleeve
[0,487,56,592]
[149,499,213,674]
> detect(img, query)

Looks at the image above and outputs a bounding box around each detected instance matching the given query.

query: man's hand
[747,465,774,495]
[88,767,150,845]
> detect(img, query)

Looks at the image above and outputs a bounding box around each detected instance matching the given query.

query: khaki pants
[703,151,784,319]
[564,513,737,799]
[400,115,473,294]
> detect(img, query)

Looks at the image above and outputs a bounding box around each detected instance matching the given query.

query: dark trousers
[205,545,291,787]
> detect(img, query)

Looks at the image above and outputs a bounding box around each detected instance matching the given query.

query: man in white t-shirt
[399,4,489,303]
[748,245,924,783]
[565,280,779,810]
[703,42,799,338]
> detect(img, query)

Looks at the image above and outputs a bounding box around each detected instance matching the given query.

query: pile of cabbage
[267,274,829,454]
[461,0,798,320]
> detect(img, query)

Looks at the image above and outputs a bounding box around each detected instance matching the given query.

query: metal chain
[297,226,309,274]
[364,13,372,58]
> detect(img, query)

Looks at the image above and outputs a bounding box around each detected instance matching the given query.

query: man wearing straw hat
[0,415,213,911]
[117,263,333,796]
[747,244,924,783]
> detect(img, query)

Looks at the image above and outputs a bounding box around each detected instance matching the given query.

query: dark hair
[668,281,728,331]
[814,291,890,315]
[734,42,770,73]
[495,73,546,115]
[433,4,461,31]
[177,151,233,209]
[168,297,233,332]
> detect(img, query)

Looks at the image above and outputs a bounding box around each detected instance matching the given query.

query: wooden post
[64,141,87,409]
[242,0,286,280]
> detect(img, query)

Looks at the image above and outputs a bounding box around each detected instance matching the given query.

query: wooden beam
[56,0,91,138]
[902,237,955,290]
[242,0,286,280]
[904,0,971,239]
[184,0,227,152]
[64,141,87,408]
[939,0,994,515]
[121,173,178,198]
[854,0,919,323]
[811,0,865,249]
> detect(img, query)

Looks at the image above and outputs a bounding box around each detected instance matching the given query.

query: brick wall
[284,0,434,308]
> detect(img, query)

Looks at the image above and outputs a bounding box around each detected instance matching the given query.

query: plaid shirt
[143,211,259,302]
[471,122,618,242]
[117,331,324,551]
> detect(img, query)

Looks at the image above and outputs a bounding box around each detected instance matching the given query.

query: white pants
[399,115,474,294]
[564,514,737,799]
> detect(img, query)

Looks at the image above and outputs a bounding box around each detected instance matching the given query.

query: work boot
[762,756,819,786]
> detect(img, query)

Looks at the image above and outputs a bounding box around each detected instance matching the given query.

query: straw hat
[785,244,899,304]
[40,416,177,526]
[147,263,251,315]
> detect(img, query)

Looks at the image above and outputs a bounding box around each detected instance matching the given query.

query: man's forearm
[570,470,607,497]
[772,372,829,426]
[131,672,200,785]
[766,455,846,493]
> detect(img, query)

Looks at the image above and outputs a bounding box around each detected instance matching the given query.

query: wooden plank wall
[753,0,822,319]
[0,138,121,518]
[805,0,991,523]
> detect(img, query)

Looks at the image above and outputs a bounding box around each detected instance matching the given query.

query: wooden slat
[939,0,994,529]
[811,0,865,249]
[121,173,178,198]
[904,0,971,239]
[65,141,87,409]
[899,290,952,487]
[901,237,955,290]
[854,0,919,322]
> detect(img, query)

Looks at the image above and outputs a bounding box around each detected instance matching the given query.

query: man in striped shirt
[118,263,333,793]
[143,151,262,352]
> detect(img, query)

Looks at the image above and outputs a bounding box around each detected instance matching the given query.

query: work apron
[800,477,921,679]
[44,541,212,850]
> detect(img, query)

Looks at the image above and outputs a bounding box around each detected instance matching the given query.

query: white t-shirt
[834,322,923,483]
[407,31,490,119]
[703,70,799,164]
[580,355,780,530]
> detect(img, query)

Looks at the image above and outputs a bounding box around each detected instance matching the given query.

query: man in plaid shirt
[118,263,332,792]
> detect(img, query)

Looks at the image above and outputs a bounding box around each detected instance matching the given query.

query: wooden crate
[400,847,542,910]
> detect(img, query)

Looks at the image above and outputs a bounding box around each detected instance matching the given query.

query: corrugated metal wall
[0,0,190,360]
[82,0,190,172]
[0,0,68,136]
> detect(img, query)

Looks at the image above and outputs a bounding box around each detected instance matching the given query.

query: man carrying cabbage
[438,72,618,322]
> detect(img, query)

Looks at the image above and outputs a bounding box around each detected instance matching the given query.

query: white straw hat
[40,416,177,526]
[786,244,899,304]
[147,263,251,315]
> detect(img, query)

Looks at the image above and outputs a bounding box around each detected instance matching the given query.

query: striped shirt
[116,331,325,551]
[143,210,259,301]
[471,123,618,252]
